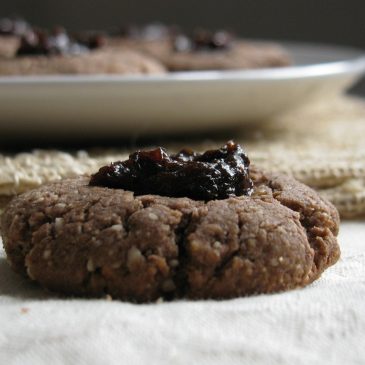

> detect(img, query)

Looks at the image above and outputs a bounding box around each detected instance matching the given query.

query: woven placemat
[1,95,364,218]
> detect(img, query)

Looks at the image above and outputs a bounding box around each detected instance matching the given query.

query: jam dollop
[89,141,253,201]
[174,29,234,52]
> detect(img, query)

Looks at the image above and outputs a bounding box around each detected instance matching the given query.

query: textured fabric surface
[0,96,365,218]
[0,221,364,365]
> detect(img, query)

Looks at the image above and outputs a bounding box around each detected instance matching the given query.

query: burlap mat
[1,95,364,218]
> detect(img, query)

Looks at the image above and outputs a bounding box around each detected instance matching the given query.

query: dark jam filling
[89,141,253,201]
[173,29,234,52]
[16,27,104,57]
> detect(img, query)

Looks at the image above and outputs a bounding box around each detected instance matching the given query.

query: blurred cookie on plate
[0,26,166,75]
[110,26,292,71]
[165,29,292,71]
[0,17,30,57]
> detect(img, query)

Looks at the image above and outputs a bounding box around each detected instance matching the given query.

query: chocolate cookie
[1,167,340,302]
[0,25,166,75]
[0,48,166,75]
[163,40,291,71]
[110,29,291,71]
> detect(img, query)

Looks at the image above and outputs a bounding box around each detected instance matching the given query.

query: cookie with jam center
[110,28,291,71]
[1,144,340,302]
[0,25,166,75]
[0,48,166,75]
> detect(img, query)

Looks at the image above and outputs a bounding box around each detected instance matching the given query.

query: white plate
[0,41,364,137]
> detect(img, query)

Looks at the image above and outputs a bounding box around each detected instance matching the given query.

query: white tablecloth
[0,222,364,365]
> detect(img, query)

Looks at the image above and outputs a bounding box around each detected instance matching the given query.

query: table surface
[0,221,364,365]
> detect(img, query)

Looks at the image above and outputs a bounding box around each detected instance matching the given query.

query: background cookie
[0,23,166,76]
[1,168,340,302]
[162,41,291,71]
[109,36,291,71]
[0,48,166,75]
[0,35,20,58]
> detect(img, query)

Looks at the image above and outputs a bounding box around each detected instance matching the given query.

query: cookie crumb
[148,213,158,221]
[213,241,222,249]
[110,224,123,232]
[43,249,51,260]
[86,258,95,272]
[55,203,66,210]
[55,217,64,231]
[127,246,144,270]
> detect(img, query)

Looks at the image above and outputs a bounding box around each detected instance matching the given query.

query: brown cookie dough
[110,38,291,71]
[0,35,20,58]
[0,48,166,76]
[164,41,291,71]
[1,168,340,302]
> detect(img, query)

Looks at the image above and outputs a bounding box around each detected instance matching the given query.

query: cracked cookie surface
[1,167,340,302]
